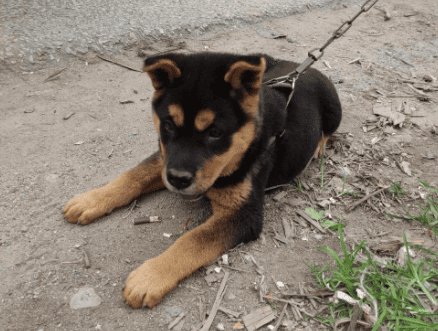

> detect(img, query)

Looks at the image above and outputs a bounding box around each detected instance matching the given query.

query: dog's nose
[167,169,194,190]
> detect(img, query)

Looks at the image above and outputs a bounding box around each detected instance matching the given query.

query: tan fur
[63,157,165,225]
[207,177,252,210]
[224,57,266,91]
[123,179,251,308]
[315,134,330,157]
[169,104,184,127]
[194,108,215,131]
[144,59,181,90]
[153,90,164,102]
[152,113,160,133]
[191,120,255,194]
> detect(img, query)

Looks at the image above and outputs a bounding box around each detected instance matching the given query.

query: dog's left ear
[224,57,266,93]
[143,58,181,90]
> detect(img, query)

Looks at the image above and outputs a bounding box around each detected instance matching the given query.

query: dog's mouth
[163,175,208,197]
[165,183,206,201]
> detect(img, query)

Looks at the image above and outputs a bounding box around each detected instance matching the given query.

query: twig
[82,249,90,269]
[44,68,67,82]
[345,186,390,212]
[133,216,161,225]
[200,272,230,331]
[182,217,191,230]
[123,200,137,219]
[282,291,334,298]
[60,260,82,264]
[272,303,288,331]
[169,312,185,330]
[302,284,318,310]
[336,318,372,331]
[265,183,291,192]
[239,251,263,270]
[96,55,143,72]
[296,210,326,233]
[263,295,299,306]
[348,303,360,331]
[221,265,253,273]
[291,303,303,320]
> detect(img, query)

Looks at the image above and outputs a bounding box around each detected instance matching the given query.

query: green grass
[306,207,345,230]
[297,180,303,192]
[291,180,304,192]
[307,226,438,330]
[387,181,438,237]
[320,154,325,189]
[390,181,407,198]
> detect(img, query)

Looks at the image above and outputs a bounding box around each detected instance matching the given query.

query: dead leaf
[373,104,406,126]
[234,321,244,330]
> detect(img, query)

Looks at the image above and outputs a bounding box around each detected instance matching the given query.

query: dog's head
[144,53,266,195]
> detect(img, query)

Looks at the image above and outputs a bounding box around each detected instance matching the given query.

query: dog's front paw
[123,257,178,308]
[63,188,112,225]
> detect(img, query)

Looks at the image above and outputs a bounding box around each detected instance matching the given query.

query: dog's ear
[143,58,181,90]
[224,57,266,94]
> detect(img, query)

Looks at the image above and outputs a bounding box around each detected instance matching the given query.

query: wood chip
[204,272,224,285]
[273,191,287,202]
[373,104,405,126]
[242,306,276,331]
[281,218,293,239]
[218,306,242,318]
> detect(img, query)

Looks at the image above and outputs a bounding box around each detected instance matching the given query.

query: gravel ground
[0,0,360,72]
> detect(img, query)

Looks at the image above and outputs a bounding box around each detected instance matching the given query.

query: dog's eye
[163,120,174,132]
[209,128,223,139]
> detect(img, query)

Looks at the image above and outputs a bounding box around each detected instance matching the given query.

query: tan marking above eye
[194,108,216,131]
[168,104,184,127]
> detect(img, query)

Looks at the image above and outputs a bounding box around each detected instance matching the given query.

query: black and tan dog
[63,52,342,308]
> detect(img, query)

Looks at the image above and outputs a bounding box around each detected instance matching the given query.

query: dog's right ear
[143,58,181,90]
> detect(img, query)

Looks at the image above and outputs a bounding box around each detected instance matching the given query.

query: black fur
[145,52,342,245]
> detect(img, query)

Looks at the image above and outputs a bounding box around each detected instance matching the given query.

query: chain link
[264,0,379,107]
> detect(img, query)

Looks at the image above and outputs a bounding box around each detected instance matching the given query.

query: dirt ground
[1,0,438,330]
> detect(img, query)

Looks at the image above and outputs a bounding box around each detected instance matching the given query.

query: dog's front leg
[64,151,165,225]
[123,178,263,308]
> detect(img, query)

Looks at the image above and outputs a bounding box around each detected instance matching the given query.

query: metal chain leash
[264,0,380,108]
